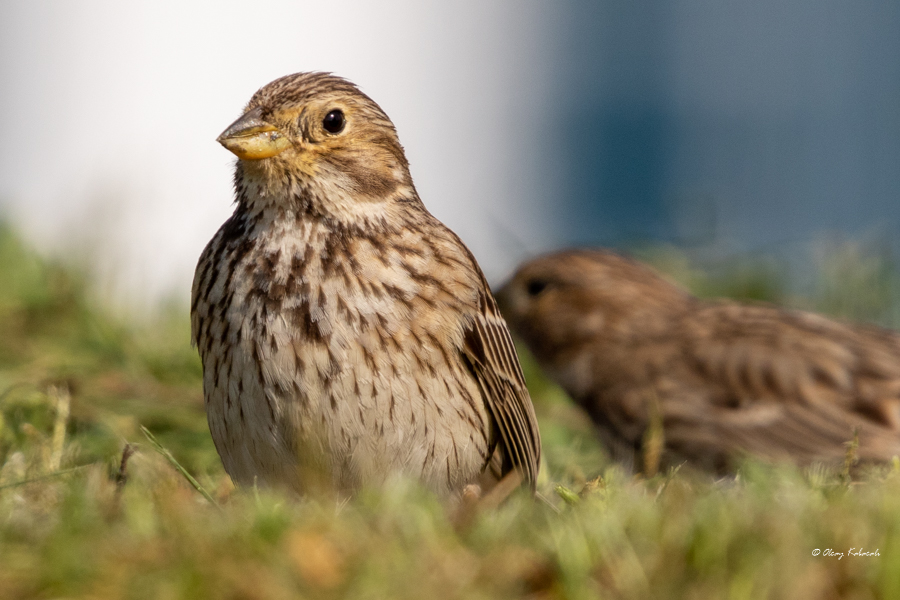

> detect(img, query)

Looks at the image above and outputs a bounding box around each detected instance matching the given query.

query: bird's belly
[205,306,491,496]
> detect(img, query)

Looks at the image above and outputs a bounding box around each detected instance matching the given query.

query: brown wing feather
[668,302,900,465]
[462,288,541,490]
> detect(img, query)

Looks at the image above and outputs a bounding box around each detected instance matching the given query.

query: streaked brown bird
[191,72,539,498]
[497,249,900,473]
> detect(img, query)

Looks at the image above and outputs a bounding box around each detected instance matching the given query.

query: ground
[0,222,898,599]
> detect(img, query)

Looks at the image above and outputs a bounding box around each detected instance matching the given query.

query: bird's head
[218,72,417,223]
[496,250,692,362]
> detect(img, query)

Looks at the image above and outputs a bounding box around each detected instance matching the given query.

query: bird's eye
[322,109,345,134]
[526,279,549,296]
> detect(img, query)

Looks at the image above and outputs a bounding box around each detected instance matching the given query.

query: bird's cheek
[293,151,323,177]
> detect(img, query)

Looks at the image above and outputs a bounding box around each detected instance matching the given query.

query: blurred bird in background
[497,249,900,474]
[191,73,540,498]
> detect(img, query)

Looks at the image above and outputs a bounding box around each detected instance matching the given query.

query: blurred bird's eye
[526,279,549,296]
[322,109,345,134]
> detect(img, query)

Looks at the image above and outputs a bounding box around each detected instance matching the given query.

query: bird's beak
[217,107,292,160]
[493,283,513,314]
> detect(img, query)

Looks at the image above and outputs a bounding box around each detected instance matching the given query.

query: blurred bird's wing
[673,302,900,462]
[462,287,541,490]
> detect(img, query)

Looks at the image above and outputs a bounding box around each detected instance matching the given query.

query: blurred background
[1,0,899,314]
[4,5,900,595]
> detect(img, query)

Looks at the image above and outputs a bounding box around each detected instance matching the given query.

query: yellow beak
[217,107,292,160]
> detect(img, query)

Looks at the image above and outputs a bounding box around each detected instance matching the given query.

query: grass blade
[140,425,219,507]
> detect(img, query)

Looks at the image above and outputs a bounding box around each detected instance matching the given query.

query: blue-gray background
[551,1,900,251]
[1,1,898,310]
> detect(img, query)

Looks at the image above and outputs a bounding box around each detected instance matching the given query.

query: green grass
[1,223,899,599]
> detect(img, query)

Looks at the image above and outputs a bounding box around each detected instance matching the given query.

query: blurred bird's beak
[493,283,512,314]
[217,107,291,160]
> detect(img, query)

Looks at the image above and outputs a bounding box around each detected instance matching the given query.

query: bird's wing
[462,286,541,489]
[670,302,900,461]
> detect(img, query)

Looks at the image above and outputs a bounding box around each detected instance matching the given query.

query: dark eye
[322,109,345,134]
[526,279,549,296]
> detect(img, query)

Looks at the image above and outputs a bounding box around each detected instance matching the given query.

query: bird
[190,72,540,498]
[496,249,900,474]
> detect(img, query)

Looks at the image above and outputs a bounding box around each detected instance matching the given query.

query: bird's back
[656,302,900,469]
